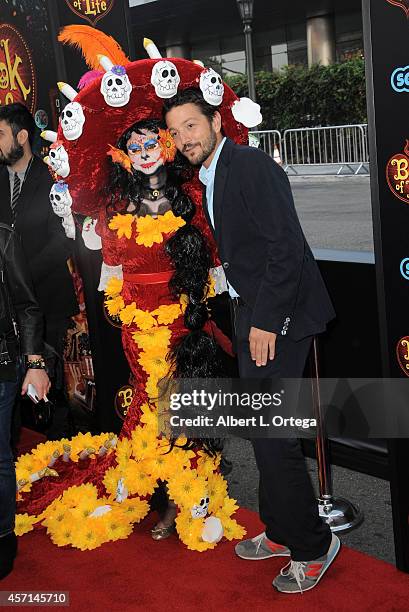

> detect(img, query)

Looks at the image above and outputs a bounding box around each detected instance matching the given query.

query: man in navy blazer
[165,88,340,594]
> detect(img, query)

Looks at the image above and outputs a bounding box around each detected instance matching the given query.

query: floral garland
[15,404,245,551]
[108,210,186,247]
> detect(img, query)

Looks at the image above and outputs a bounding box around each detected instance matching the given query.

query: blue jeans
[0,378,19,538]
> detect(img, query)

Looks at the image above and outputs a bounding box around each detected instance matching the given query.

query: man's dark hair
[0,102,35,147]
[162,88,219,123]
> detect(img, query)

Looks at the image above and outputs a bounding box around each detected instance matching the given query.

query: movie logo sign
[0,24,36,112]
[64,0,115,26]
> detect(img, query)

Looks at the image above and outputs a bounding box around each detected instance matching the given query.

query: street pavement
[289,175,374,252]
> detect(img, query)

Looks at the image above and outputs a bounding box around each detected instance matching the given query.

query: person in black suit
[164,89,340,594]
[0,103,78,439]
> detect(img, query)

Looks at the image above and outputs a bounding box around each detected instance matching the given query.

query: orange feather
[58,25,130,70]
[107,145,133,174]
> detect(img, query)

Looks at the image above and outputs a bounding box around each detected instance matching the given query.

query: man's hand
[22,369,51,400]
[249,327,277,367]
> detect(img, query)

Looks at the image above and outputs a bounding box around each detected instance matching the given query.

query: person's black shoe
[0,533,18,580]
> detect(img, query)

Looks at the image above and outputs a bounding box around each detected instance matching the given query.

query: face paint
[126,129,163,175]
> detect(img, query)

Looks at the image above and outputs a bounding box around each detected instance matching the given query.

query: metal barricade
[282,125,369,175]
[249,129,282,160]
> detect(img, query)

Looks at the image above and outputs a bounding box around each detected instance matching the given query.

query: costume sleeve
[239,151,305,334]
[5,231,44,355]
[29,204,73,284]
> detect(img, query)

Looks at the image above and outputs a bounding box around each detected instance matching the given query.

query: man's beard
[183,129,217,166]
[0,139,24,166]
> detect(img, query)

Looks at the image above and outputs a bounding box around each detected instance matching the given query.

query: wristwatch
[26,357,46,370]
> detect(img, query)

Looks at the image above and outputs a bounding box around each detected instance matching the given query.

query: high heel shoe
[150,522,176,540]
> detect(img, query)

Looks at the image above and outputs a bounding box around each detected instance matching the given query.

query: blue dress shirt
[199,137,239,298]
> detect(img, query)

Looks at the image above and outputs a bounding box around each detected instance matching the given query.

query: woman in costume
[15,26,261,552]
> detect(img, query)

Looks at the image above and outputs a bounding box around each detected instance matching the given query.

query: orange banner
[0,23,37,112]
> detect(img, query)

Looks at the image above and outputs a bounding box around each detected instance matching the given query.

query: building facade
[129,0,363,76]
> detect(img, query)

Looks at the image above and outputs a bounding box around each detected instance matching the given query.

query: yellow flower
[105,295,125,316]
[15,513,37,536]
[108,214,134,239]
[31,441,61,466]
[131,427,158,459]
[167,470,207,509]
[104,276,123,298]
[216,515,246,541]
[103,466,123,497]
[115,437,133,469]
[135,216,163,247]
[143,454,168,481]
[145,375,159,401]
[125,459,158,497]
[139,403,159,432]
[175,511,216,552]
[151,304,182,325]
[15,453,41,475]
[61,484,99,508]
[207,473,228,513]
[138,351,169,379]
[70,520,106,551]
[115,497,149,524]
[133,326,171,352]
[218,497,239,518]
[99,513,133,542]
[48,517,77,547]
[119,302,138,326]
[196,451,221,478]
[179,293,188,313]
[160,210,186,235]
[133,309,157,331]
[206,275,216,299]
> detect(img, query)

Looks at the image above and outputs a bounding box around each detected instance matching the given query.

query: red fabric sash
[123,270,173,284]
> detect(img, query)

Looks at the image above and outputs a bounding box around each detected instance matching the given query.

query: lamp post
[236,0,256,101]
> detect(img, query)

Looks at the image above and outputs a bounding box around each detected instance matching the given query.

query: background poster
[0,0,60,152]
[363,0,409,572]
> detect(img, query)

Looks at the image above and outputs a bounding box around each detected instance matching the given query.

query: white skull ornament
[191,496,210,519]
[60,102,85,141]
[200,68,224,106]
[100,65,132,107]
[151,60,180,99]
[49,181,75,239]
[49,181,72,217]
[48,142,70,178]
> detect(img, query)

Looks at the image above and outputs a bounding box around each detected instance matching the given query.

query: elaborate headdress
[42,25,261,218]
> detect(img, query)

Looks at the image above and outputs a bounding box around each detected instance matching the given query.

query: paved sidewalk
[289,175,374,252]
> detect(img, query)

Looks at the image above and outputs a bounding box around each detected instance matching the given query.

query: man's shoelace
[280,560,309,593]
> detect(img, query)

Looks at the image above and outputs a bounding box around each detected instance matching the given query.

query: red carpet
[2,509,409,611]
[16,427,46,455]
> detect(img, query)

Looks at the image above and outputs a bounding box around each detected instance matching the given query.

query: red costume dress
[15,27,251,552]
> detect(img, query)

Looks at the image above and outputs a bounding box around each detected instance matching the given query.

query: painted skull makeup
[126,129,164,175]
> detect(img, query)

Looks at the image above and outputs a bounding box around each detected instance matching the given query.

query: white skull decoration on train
[48,142,70,178]
[60,102,85,141]
[100,65,132,107]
